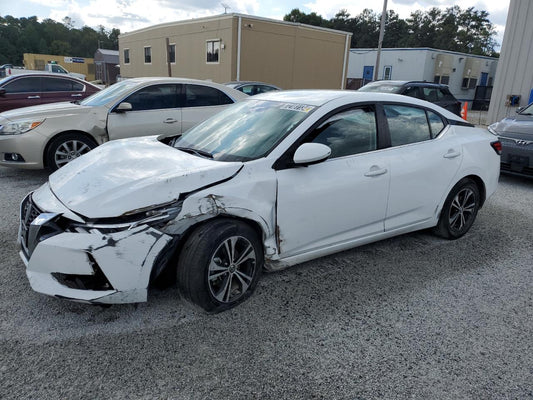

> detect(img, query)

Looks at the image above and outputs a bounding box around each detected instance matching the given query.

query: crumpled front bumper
[19,200,174,304]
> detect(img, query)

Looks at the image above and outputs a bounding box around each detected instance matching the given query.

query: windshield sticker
[280,103,315,113]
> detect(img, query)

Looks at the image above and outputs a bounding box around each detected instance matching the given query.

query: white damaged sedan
[18,91,501,312]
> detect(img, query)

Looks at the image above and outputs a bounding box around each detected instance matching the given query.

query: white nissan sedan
[18,91,501,312]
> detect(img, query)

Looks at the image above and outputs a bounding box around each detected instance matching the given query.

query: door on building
[363,66,374,85]
[480,72,488,86]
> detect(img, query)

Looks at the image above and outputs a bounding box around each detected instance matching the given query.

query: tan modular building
[119,14,352,89]
[23,53,95,80]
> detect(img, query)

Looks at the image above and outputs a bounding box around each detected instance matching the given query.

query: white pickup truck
[0,63,86,80]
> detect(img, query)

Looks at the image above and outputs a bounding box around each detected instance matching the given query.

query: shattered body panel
[22,217,173,303]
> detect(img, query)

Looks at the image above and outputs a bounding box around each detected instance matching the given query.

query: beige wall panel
[239,21,347,89]
[119,18,234,82]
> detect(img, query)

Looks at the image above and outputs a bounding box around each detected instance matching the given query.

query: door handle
[443,150,461,159]
[71,94,83,97]
[164,118,178,124]
[27,95,40,99]
[364,166,388,177]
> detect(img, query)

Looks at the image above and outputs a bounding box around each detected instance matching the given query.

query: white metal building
[487,0,533,124]
[347,47,498,106]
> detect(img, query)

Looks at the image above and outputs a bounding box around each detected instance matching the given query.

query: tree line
[284,6,498,57]
[0,15,120,65]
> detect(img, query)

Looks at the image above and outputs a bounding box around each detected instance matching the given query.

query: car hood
[0,101,94,121]
[491,115,533,137]
[48,136,243,219]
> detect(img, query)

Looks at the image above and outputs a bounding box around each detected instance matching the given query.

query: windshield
[173,99,315,162]
[359,83,402,93]
[519,103,533,115]
[80,80,139,107]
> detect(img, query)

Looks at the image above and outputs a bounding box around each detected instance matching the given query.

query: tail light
[490,140,502,155]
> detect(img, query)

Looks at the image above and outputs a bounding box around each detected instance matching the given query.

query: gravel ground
[0,166,532,400]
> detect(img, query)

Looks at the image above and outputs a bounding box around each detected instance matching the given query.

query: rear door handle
[164,118,178,124]
[443,150,461,159]
[27,95,40,99]
[71,94,83,97]
[364,166,388,177]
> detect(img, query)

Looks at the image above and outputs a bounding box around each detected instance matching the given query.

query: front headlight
[0,119,45,135]
[487,124,499,136]
[67,201,183,233]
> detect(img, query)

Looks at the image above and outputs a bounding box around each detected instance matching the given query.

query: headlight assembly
[67,201,183,233]
[0,119,45,135]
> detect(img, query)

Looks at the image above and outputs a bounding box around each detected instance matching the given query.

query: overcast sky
[2,0,510,47]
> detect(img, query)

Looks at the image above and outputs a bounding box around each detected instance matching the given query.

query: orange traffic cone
[460,102,468,120]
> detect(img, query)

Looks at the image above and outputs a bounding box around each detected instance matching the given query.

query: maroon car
[0,73,100,113]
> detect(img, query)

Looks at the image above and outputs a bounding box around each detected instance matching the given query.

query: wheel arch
[461,174,486,208]
[43,130,98,168]
[152,214,267,287]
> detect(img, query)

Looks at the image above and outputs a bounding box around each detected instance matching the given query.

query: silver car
[0,77,247,170]
[489,102,533,177]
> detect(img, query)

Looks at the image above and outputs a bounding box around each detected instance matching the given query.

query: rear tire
[434,178,480,239]
[177,219,263,313]
[46,133,97,171]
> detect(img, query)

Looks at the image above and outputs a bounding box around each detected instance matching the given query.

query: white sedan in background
[18,91,501,312]
[0,77,247,170]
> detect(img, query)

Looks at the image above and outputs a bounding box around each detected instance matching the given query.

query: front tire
[434,178,480,239]
[177,219,263,313]
[45,133,97,171]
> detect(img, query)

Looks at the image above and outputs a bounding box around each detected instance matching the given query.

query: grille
[21,195,42,231]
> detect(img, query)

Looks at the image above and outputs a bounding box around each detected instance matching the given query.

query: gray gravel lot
[0,166,532,400]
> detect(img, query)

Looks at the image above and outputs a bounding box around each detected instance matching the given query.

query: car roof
[253,90,465,122]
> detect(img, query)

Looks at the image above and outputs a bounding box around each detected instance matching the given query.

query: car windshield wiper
[176,146,214,159]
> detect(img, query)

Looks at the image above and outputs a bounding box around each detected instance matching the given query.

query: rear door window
[42,77,84,92]
[384,105,432,146]
[184,84,233,107]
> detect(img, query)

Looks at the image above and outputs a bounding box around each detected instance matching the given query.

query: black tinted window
[184,84,233,107]
[42,77,84,92]
[124,84,179,111]
[4,77,41,93]
[308,107,377,158]
[403,86,421,98]
[384,105,431,146]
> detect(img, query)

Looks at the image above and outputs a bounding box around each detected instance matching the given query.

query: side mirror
[115,102,132,113]
[0,88,5,97]
[293,143,331,166]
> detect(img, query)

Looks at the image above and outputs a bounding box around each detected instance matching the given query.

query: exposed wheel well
[151,215,265,287]
[43,131,98,168]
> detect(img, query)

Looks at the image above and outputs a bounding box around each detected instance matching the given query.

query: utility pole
[374,0,388,81]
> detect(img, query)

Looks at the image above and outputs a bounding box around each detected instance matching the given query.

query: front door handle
[364,165,388,177]
[27,95,40,99]
[443,150,461,159]
[164,118,178,124]
[71,94,83,97]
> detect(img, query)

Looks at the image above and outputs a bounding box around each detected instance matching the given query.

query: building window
[206,40,220,63]
[383,65,392,80]
[144,46,152,64]
[168,43,176,64]
[462,77,477,89]
[124,49,130,64]
[440,76,450,85]
[434,75,441,84]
